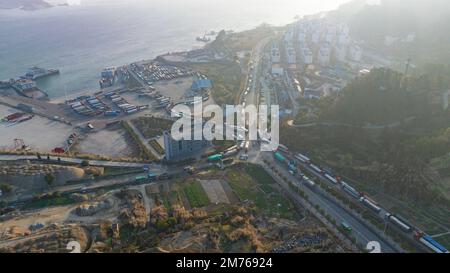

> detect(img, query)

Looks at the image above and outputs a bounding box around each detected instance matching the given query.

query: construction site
[0,164,352,253]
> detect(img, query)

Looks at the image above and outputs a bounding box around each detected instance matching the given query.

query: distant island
[0,0,53,10]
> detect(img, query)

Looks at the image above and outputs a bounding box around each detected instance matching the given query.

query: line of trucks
[134,172,170,183]
[206,141,250,162]
[1,112,34,125]
[104,91,148,115]
[273,149,449,253]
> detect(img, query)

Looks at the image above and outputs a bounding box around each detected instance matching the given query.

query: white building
[334,44,347,62]
[341,25,350,36]
[404,33,416,43]
[384,36,399,46]
[300,47,313,65]
[317,45,331,66]
[311,31,320,44]
[271,64,284,76]
[284,30,294,43]
[337,31,349,45]
[286,45,296,64]
[271,43,280,63]
[324,31,335,43]
[297,31,306,43]
[349,45,362,62]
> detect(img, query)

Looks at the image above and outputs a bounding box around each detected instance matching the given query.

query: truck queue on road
[273,147,449,253]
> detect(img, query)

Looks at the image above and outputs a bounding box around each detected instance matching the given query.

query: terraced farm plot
[183,180,210,208]
[199,179,230,204]
[225,165,297,220]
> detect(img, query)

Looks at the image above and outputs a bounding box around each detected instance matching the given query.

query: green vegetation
[190,61,242,105]
[80,160,90,167]
[23,194,76,210]
[208,26,275,55]
[245,164,275,193]
[44,173,55,186]
[121,121,157,161]
[132,116,173,139]
[283,68,450,247]
[148,139,165,155]
[317,68,436,125]
[226,165,296,220]
[183,180,210,208]
[284,68,450,204]
[0,183,12,193]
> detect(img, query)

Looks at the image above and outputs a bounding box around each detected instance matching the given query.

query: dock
[11,79,49,100]
[24,66,60,80]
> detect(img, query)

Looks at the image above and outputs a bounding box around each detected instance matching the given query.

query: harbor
[0,55,214,158]
[2,66,60,100]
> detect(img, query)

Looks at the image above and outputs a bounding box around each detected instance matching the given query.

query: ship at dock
[11,78,49,100]
[196,31,211,42]
[0,79,14,89]
[23,66,59,80]
[99,67,117,88]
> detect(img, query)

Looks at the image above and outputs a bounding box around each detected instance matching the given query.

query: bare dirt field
[0,104,74,152]
[155,78,194,103]
[0,205,75,234]
[73,127,137,158]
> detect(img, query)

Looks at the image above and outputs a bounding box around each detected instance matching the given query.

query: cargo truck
[274,152,286,163]
[207,154,223,162]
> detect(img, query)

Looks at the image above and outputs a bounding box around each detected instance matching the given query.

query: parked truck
[274,152,286,163]
[223,148,238,158]
[207,154,223,162]
[148,173,158,181]
[288,160,297,174]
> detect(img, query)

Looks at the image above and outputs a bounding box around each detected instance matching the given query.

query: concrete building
[271,64,284,76]
[334,44,347,62]
[349,45,362,62]
[337,31,349,45]
[300,47,313,65]
[324,31,335,43]
[286,45,296,64]
[297,31,306,43]
[284,30,294,43]
[317,45,331,66]
[311,31,320,44]
[304,88,323,99]
[271,43,281,63]
[164,130,210,162]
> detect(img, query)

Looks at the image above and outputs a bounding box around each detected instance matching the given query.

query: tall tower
[404,58,411,76]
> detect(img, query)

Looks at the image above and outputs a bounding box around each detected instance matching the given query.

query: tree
[0,184,12,194]
[80,160,90,167]
[44,173,55,186]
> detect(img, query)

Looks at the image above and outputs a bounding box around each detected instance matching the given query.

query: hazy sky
[67,0,355,26]
[76,0,354,15]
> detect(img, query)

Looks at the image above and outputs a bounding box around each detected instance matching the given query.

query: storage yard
[0,104,73,152]
[0,56,215,162]
[71,126,138,158]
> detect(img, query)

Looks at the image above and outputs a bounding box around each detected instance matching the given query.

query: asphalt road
[261,152,401,253]
[0,154,152,168]
[236,36,402,253]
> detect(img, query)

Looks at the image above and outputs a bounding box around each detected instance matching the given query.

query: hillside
[283,68,450,208]
[317,68,442,125]
[0,0,52,10]
[327,0,450,64]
